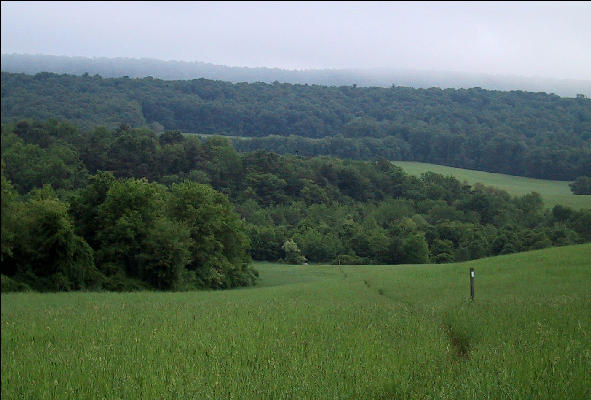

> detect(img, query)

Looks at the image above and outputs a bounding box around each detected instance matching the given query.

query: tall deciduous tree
[8,186,100,291]
[168,181,256,288]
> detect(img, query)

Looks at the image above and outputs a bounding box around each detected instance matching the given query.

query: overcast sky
[2,1,590,80]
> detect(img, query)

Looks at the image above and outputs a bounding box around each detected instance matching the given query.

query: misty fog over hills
[2,53,590,98]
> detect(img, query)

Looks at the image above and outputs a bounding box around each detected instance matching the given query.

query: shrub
[569,176,591,195]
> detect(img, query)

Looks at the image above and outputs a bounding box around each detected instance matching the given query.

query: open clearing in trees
[393,161,591,210]
[2,244,590,399]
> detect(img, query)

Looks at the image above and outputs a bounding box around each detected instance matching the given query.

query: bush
[331,254,368,265]
[282,239,307,265]
[1,274,31,292]
[569,176,591,195]
[402,233,430,264]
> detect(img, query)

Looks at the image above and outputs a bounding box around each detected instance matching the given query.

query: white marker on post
[470,268,475,301]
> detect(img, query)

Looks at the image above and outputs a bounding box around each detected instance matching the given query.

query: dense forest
[2,120,590,292]
[2,72,590,180]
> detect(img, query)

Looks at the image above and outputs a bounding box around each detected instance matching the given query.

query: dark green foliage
[79,177,255,291]
[401,233,430,264]
[331,254,367,265]
[69,171,117,248]
[569,176,591,194]
[136,217,191,290]
[3,185,101,291]
[1,119,589,292]
[2,157,255,291]
[94,178,168,281]
[282,239,307,265]
[247,225,287,261]
[547,225,580,247]
[1,160,18,265]
[293,229,342,263]
[2,72,590,179]
[168,181,256,288]
[429,239,455,263]
[1,122,89,193]
[566,209,591,242]
[1,274,31,292]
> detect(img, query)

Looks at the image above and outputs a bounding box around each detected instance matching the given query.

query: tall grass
[2,244,590,399]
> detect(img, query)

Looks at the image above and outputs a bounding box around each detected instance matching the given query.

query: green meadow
[2,244,590,399]
[393,161,591,210]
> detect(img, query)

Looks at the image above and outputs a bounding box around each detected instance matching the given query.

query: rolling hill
[2,244,590,399]
[393,161,591,209]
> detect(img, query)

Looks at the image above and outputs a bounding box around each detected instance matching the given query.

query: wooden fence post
[470,268,475,301]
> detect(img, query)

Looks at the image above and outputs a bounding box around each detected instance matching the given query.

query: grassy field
[393,161,591,210]
[2,244,591,399]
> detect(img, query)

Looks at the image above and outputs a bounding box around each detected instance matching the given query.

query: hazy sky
[2,1,590,80]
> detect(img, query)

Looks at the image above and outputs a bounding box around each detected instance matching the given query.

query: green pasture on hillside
[2,244,591,399]
[393,161,591,210]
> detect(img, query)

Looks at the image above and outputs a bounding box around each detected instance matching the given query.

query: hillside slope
[3,244,590,399]
[394,161,591,209]
[2,71,590,180]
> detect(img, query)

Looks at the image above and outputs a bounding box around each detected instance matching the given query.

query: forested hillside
[2,72,590,180]
[2,120,590,292]
[3,54,591,97]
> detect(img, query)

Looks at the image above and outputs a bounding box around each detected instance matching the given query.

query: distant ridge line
[2,53,590,97]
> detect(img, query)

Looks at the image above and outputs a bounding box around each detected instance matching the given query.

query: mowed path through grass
[2,244,591,399]
[393,161,591,210]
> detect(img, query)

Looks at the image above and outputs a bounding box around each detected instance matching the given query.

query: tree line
[2,165,256,292]
[2,120,590,292]
[3,54,589,97]
[2,72,590,180]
